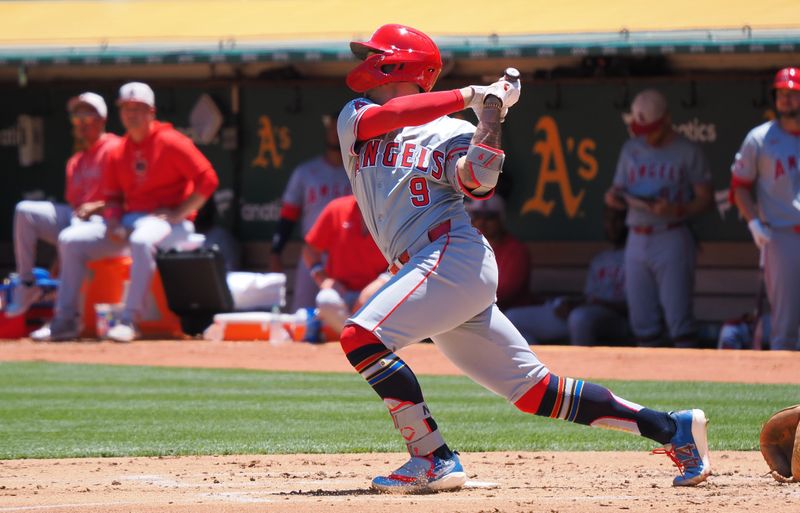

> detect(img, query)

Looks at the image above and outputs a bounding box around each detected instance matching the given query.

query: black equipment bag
[155,246,234,335]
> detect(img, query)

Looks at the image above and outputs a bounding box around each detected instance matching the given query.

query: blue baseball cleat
[371,452,467,493]
[654,409,711,486]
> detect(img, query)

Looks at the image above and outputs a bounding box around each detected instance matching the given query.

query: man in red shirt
[465,195,531,310]
[303,195,388,335]
[7,92,119,318]
[32,82,219,342]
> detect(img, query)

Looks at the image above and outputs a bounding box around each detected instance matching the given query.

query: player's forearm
[174,192,208,220]
[470,96,503,148]
[271,217,296,255]
[302,244,327,286]
[733,187,759,223]
[357,90,465,140]
[456,96,503,191]
[681,185,713,218]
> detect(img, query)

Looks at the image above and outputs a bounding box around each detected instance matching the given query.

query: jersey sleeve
[281,165,305,217]
[304,201,336,251]
[688,143,712,184]
[730,129,760,183]
[169,133,219,198]
[337,98,377,157]
[63,154,79,208]
[443,132,474,191]
[612,143,630,189]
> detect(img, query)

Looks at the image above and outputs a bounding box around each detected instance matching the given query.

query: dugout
[0,0,798,326]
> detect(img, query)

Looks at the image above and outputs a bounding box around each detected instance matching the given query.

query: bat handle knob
[503,67,520,81]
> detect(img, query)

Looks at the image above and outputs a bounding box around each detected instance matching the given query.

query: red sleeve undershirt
[728,175,754,206]
[357,89,465,141]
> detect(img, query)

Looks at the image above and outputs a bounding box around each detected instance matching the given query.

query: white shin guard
[385,399,445,457]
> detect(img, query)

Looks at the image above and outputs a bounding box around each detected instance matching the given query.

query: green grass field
[0,361,795,459]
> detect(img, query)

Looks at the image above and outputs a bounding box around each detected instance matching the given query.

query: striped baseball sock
[516,373,676,444]
[346,343,453,459]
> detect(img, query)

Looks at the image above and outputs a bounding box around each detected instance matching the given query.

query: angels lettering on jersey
[592,264,625,300]
[623,153,690,202]
[356,139,447,180]
[732,121,800,218]
[306,182,348,206]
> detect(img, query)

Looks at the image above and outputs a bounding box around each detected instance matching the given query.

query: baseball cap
[117,82,155,108]
[465,194,506,220]
[623,89,668,136]
[67,92,108,119]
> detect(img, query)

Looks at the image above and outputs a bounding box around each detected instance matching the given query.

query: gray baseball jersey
[731,120,800,227]
[282,155,351,236]
[732,120,800,350]
[337,98,474,263]
[281,155,351,311]
[337,97,550,402]
[584,248,625,302]
[613,134,711,227]
[505,248,627,346]
[612,134,708,344]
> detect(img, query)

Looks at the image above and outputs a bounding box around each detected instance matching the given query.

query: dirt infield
[2,340,800,513]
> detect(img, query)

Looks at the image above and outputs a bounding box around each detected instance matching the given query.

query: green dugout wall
[0,76,775,244]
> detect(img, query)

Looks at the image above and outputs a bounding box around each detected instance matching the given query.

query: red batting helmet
[346,24,442,93]
[773,67,800,90]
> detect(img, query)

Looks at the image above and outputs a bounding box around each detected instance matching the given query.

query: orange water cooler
[80,256,182,338]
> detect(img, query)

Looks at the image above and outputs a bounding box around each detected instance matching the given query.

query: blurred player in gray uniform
[605,89,712,348]
[506,206,630,345]
[6,93,119,317]
[269,115,351,311]
[730,67,800,350]
[335,24,710,494]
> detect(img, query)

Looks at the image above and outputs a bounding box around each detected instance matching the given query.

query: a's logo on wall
[252,115,291,169]
[522,115,597,218]
[0,115,44,167]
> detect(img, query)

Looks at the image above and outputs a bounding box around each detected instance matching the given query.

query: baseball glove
[760,405,800,483]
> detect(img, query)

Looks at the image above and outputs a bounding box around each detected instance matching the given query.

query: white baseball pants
[55,213,193,323]
[13,200,74,281]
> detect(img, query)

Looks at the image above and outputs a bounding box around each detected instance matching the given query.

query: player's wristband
[309,263,325,286]
[309,263,324,276]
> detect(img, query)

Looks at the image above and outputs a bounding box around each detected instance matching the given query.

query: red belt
[390,220,452,274]
[631,222,683,235]
[794,226,800,234]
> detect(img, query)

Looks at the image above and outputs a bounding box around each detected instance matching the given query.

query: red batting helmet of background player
[773,67,800,90]
[346,24,442,93]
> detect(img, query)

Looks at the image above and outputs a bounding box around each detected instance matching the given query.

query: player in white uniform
[269,115,351,311]
[730,67,800,350]
[505,206,630,345]
[605,89,713,348]
[336,24,710,493]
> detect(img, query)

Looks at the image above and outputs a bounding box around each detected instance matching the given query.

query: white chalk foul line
[464,480,500,489]
[0,501,137,512]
